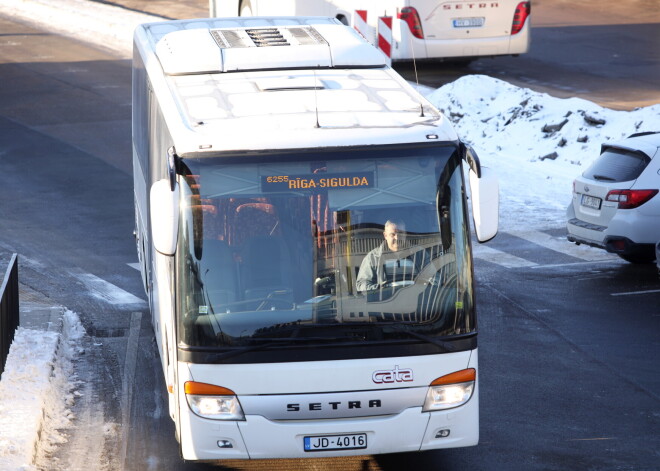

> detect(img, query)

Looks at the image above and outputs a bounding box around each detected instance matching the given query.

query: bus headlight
[422,369,476,411]
[184,381,245,420]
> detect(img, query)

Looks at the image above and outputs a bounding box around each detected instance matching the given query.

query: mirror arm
[460,141,481,179]
[167,146,179,192]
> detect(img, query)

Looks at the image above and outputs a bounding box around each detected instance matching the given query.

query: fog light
[435,429,450,438]
[217,440,233,448]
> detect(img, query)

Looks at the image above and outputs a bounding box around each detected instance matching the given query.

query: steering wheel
[383,280,415,288]
[255,297,295,311]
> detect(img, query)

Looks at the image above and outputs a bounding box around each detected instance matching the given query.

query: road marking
[472,244,538,268]
[611,289,660,297]
[531,259,620,269]
[127,262,140,271]
[119,312,142,471]
[72,271,145,305]
[512,230,616,262]
[569,437,614,441]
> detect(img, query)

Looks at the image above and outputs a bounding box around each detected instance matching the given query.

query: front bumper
[179,396,479,460]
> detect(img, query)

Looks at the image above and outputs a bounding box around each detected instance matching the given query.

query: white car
[567,132,660,264]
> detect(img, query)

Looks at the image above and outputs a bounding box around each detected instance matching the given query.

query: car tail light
[605,189,658,209]
[609,239,627,252]
[511,2,530,35]
[398,7,424,39]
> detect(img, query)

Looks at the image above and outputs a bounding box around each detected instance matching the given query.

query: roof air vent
[247,28,289,47]
[210,26,328,49]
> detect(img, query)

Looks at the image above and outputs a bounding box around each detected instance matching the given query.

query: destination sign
[261,172,374,192]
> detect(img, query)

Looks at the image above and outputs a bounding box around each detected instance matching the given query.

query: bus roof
[134,17,458,155]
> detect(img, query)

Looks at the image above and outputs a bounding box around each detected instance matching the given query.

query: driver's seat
[240,235,294,303]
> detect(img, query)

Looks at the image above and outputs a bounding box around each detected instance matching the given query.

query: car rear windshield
[582,148,650,183]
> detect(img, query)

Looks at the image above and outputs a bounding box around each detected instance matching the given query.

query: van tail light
[605,189,658,209]
[398,7,424,39]
[511,1,530,35]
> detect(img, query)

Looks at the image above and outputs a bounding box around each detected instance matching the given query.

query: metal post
[0,254,19,375]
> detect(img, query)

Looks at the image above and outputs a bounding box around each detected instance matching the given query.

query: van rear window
[582,148,649,183]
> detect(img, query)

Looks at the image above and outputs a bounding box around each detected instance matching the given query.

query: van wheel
[449,59,473,67]
[618,253,655,264]
[240,0,253,16]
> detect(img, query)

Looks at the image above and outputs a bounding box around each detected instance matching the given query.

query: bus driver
[356,220,407,293]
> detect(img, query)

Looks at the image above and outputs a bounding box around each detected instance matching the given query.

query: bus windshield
[175,145,475,362]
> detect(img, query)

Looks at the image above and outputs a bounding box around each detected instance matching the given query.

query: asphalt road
[88,0,660,110]
[0,4,658,471]
[394,0,660,110]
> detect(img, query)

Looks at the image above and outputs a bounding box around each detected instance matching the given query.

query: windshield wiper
[591,174,616,182]
[205,323,468,361]
[204,336,359,362]
[387,327,457,352]
[255,321,461,352]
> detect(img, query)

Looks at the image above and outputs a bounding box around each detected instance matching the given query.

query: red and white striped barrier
[377,16,393,64]
[353,9,371,41]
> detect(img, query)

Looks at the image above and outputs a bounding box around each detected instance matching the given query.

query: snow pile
[0,310,85,471]
[426,75,660,231]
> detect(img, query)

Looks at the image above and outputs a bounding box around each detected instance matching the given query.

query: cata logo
[372,365,414,384]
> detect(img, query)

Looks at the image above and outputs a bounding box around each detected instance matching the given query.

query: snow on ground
[425,75,660,231]
[2,0,162,58]
[0,310,85,470]
[0,1,658,469]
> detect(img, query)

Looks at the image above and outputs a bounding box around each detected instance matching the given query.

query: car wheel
[449,59,473,67]
[617,253,656,264]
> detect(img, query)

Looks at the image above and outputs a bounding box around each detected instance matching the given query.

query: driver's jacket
[356,242,406,293]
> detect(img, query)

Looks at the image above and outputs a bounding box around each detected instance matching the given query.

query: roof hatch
[150,18,386,75]
[210,26,328,48]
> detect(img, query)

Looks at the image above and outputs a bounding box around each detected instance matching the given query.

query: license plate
[581,194,602,209]
[453,17,485,28]
[303,433,367,452]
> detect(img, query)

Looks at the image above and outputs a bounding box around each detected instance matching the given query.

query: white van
[211,0,531,62]
[133,16,498,460]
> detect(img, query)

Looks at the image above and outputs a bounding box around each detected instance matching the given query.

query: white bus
[211,0,531,62]
[132,16,498,460]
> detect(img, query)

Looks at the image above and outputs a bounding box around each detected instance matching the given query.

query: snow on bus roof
[142,17,387,75]
[165,67,456,152]
[135,18,457,152]
[171,68,435,126]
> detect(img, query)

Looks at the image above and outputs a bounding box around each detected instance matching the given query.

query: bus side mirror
[469,166,499,243]
[150,179,179,255]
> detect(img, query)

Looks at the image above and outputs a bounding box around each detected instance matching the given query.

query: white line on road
[472,244,538,268]
[512,230,617,262]
[531,259,620,269]
[71,271,146,305]
[611,289,660,297]
[119,312,142,470]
